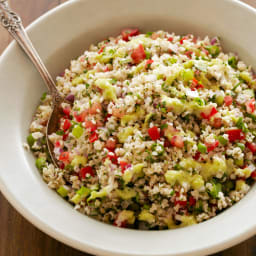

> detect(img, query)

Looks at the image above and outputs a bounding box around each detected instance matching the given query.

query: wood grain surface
[0,0,256,255]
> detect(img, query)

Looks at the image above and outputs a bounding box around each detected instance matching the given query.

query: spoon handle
[0,0,62,103]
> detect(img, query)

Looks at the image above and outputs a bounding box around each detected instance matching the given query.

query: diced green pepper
[57,185,69,197]
[182,69,194,82]
[216,95,224,106]
[236,143,245,151]
[71,155,87,167]
[72,125,84,139]
[40,92,47,101]
[72,76,84,86]
[183,60,194,68]
[217,135,228,146]
[117,127,134,143]
[27,134,35,148]
[239,71,252,84]
[87,188,108,202]
[138,209,155,224]
[71,186,91,204]
[197,143,207,153]
[234,158,244,167]
[35,157,46,170]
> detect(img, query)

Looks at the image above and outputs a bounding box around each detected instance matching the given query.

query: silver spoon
[0,0,68,167]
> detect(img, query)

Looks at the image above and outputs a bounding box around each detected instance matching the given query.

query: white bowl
[0,0,256,255]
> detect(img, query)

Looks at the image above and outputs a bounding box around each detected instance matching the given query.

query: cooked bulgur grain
[27,29,256,229]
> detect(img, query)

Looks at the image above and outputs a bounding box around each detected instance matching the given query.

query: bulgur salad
[26,29,256,229]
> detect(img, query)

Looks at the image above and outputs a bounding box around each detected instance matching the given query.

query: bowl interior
[0,0,256,255]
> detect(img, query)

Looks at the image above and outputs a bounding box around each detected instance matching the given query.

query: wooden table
[0,0,256,255]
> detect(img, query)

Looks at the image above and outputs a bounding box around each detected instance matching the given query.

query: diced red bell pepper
[205,140,219,152]
[62,133,68,141]
[59,152,70,163]
[246,98,255,113]
[185,50,193,59]
[212,117,222,128]
[251,170,256,180]
[180,36,187,44]
[193,151,201,160]
[85,120,97,132]
[105,138,116,151]
[103,66,110,72]
[148,126,160,141]
[145,59,154,69]
[168,37,173,42]
[105,113,112,121]
[107,152,118,164]
[246,142,256,154]
[63,119,71,131]
[74,110,87,122]
[63,107,71,118]
[201,107,218,120]
[98,45,105,54]
[189,196,196,206]
[89,102,102,115]
[89,132,98,143]
[164,139,171,147]
[131,44,146,64]
[119,161,129,173]
[202,48,209,55]
[121,28,139,41]
[224,95,233,106]
[170,135,184,148]
[55,141,61,147]
[174,200,187,207]
[79,166,95,179]
[226,129,245,142]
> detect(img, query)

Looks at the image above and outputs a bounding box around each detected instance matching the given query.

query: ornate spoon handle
[0,0,62,103]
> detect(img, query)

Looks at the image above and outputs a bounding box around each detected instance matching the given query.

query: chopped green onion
[40,92,47,101]
[205,45,220,57]
[151,143,165,156]
[232,81,241,91]
[160,123,168,130]
[56,130,64,136]
[143,204,150,210]
[197,143,207,153]
[161,107,167,113]
[246,113,256,122]
[228,56,237,69]
[194,97,205,106]
[110,78,117,84]
[145,32,153,37]
[145,51,151,59]
[236,117,248,133]
[208,181,222,199]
